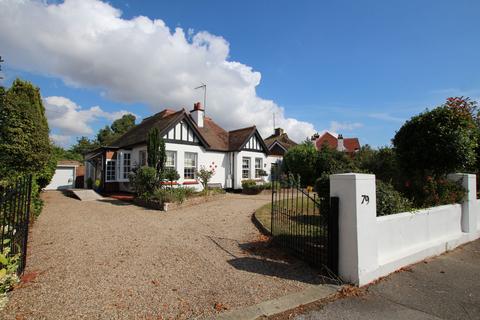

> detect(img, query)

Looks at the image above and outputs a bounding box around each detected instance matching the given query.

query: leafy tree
[355,146,401,186]
[315,142,357,177]
[0,79,54,217]
[97,125,114,146]
[97,114,136,146]
[0,79,52,179]
[111,114,136,134]
[52,145,83,162]
[70,136,98,156]
[393,99,478,177]
[282,142,318,186]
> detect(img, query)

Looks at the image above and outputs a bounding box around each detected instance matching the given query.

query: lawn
[254,195,325,235]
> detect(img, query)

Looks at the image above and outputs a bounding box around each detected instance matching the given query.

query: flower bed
[241,179,271,195]
[133,191,226,211]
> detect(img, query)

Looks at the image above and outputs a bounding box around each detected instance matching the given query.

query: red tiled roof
[196,117,230,151]
[110,108,266,152]
[315,132,360,153]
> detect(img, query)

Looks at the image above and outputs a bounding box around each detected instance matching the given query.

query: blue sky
[1,0,479,147]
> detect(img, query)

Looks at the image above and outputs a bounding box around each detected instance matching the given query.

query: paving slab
[70,189,104,201]
[290,239,480,320]
[214,284,339,320]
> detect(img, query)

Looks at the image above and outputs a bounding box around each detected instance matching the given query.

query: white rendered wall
[130,143,228,191]
[234,150,270,189]
[477,199,480,230]
[377,204,462,265]
[331,172,480,286]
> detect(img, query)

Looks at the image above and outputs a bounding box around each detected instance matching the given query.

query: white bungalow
[85,102,277,192]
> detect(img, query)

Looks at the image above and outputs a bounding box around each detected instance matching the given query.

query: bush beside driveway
[1,191,325,319]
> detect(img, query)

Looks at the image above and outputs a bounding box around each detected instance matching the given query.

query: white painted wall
[476,199,480,230]
[377,204,462,265]
[331,172,480,286]
[234,150,270,189]
[130,143,228,191]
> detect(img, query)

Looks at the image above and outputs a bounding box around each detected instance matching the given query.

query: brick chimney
[191,102,204,127]
[337,134,345,152]
[274,128,284,136]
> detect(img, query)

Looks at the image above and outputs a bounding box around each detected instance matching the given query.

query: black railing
[271,171,339,275]
[0,175,32,275]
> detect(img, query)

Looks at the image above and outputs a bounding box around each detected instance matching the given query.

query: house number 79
[361,195,370,205]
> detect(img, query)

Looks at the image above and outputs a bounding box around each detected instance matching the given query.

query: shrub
[393,101,478,177]
[0,244,20,309]
[262,182,272,190]
[411,176,465,208]
[242,179,266,194]
[152,187,192,204]
[283,142,318,186]
[314,174,330,214]
[241,179,257,189]
[316,143,357,177]
[356,147,401,186]
[129,166,158,197]
[197,164,216,192]
[163,167,180,186]
[376,180,413,216]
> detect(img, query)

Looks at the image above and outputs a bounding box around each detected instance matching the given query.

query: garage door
[45,167,75,190]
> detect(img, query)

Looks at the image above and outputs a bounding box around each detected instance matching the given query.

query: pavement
[289,239,480,320]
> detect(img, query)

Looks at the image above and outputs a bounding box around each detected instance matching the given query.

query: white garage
[45,162,79,190]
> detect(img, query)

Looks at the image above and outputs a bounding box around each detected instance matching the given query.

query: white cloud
[50,134,71,147]
[44,95,134,142]
[0,0,316,142]
[369,113,404,123]
[329,121,363,133]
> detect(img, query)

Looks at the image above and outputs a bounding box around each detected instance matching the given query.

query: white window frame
[255,158,263,178]
[122,152,132,180]
[166,151,177,169]
[242,157,251,179]
[106,159,116,182]
[184,152,197,180]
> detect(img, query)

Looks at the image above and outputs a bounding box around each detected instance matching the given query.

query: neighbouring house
[85,102,273,192]
[311,132,360,154]
[45,160,84,190]
[264,128,298,157]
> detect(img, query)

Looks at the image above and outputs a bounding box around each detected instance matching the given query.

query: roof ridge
[228,125,256,133]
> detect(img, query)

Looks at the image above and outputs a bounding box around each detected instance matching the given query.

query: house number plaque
[361,195,370,205]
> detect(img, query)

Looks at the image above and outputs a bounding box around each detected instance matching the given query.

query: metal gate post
[328,196,339,275]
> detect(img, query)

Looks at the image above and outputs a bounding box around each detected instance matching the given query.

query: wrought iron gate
[270,168,339,274]
[0,175,32,275]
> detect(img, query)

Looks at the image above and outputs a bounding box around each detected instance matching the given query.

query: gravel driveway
[1,191,324,319]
